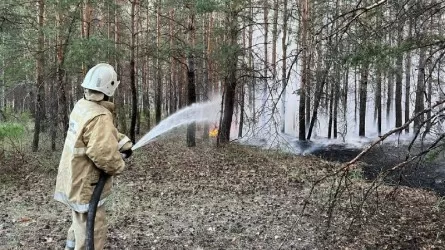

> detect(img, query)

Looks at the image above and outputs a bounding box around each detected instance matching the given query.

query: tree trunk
[129,0,138,142]
[375,67,382,135]
[307,72,327,140]
[333,68,340,139]
[144,0,150,130]
[404,22,412,133]
[280,0,288,133]
[33,0,45,152]
[307,29,325,140]
[425,14,435,133]
[81,0,92,75]
[343,67,349,127]
[386,63,393,126]
[426,59,433,132]
[59,58,68,138]
[328,82,334,139]
[333,81,339,139]
[0,36,5,116]
[114,0,127,134]
[155,1,162,124]
[238,83,244,138]
[202,13,212,140]
[359,63,368,137]
[354,66,357,122]
[186,5,196,147]
[271,0,279,78]
[395,22,403,130]
[142,50,149,129]
[219,74,236,144]
[143,59,150,131]
[218,4,239,144]
[187,63,196,146]
[248,2,255,124]
[414,48,426,131]
[261,0,268,127]
[50,68,58,151]
[298,0,308,141]
[51,9,59,150]
[169,9,176,114]
[305,58,311,132]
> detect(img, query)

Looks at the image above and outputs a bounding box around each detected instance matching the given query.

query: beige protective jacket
[54,99,132,213]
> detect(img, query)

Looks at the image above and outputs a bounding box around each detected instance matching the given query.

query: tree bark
[155,1,162,124]
[238,82,244,138]
[386,62,393,126]
[0,36,5,115]
[81,0,92,75]
[280,0,288,133]
[186,63,196,146]
[248,1,255,124]
[33,0,45,152]
[333,77,339,139]
[51,4,63,150]
[135,3,141,135]
[129,0,138,142]
[114,0,127,134]
[307,71,327,140]
[202,13,212,140]
[218,4,239,144]
[169,9,176,114]
[414,48,426,131]
[359,63,368,137]
[186,4,196,147]
[261,0,269,127]
[307,29,325,140]
[298,0,308,141]
[395,20,403,130]
[50,65,58,151]
[375,67,382,135]
[426,57,433,132]
[328,82,334,139]
[404,20,412,133]
[143,1,150,130]
[219,73,236,143]
[343,67,349,129]
[271,0,279,78]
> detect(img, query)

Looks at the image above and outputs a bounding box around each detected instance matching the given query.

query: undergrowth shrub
[0,122,26,153]
[0,122,25,139]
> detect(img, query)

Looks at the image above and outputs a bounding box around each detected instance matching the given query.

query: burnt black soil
[309,142,445,196]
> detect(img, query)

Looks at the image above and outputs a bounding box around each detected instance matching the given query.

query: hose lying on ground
[86,171,109,250]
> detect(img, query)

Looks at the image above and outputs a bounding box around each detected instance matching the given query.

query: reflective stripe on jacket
[54,99,131,213]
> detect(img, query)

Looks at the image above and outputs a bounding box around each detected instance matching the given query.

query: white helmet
[81,63,120,96]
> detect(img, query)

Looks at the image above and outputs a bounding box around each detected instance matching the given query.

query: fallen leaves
[2,136,445,249]
[18,217,31,223]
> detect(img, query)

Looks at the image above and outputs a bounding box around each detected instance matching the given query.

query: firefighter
[54,63,132,250]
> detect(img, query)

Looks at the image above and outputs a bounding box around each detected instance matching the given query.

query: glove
[120,149,133,159]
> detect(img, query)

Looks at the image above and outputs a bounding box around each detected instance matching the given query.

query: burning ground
[1,135,445,249]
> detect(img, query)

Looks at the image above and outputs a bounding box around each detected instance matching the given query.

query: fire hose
[85,152,129,249]
[85,170,109,250]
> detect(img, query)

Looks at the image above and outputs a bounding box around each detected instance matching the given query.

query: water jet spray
[131,99,220,150]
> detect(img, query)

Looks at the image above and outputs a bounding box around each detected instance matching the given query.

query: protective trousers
[65,206,107,250]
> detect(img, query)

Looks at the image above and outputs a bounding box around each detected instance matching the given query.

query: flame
[209,128,218,137]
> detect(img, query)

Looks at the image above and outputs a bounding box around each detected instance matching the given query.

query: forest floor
[1,133,445,249]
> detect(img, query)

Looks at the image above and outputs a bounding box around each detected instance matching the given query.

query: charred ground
[310,141,445,196]
[1,136,445,249]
